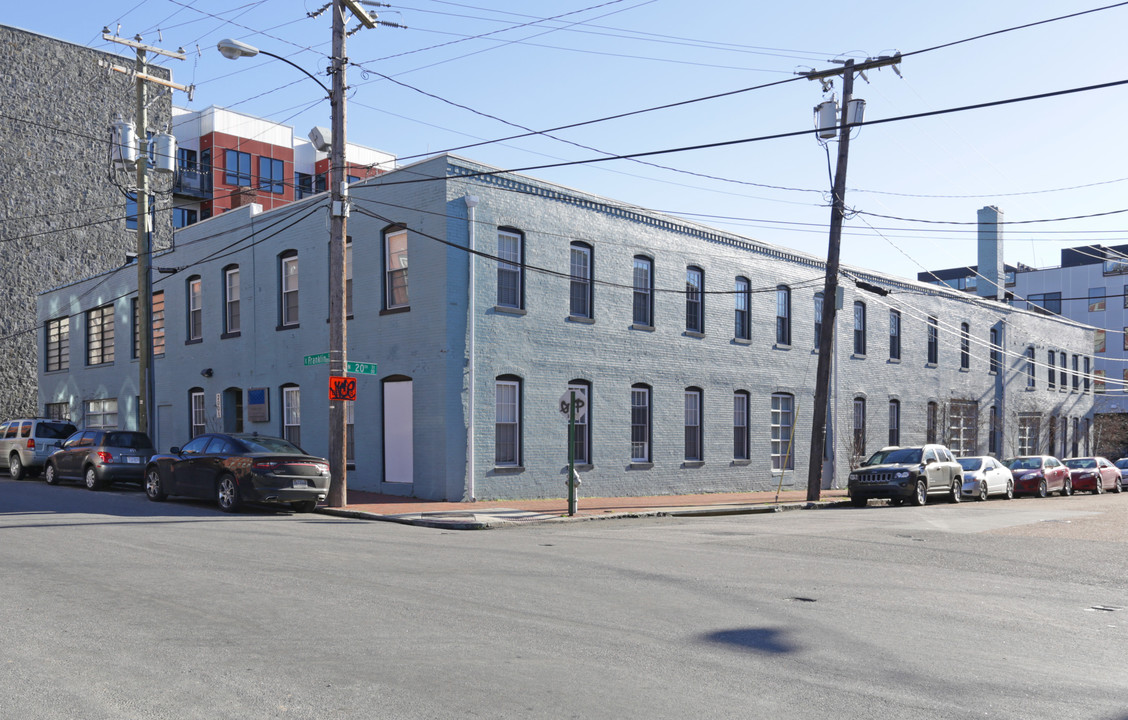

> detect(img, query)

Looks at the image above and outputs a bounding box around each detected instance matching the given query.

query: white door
[383,380,413,484]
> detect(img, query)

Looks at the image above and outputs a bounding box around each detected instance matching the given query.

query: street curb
[315,498,854,529]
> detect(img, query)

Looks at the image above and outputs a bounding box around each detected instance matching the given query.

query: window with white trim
[187,276,203,341]
[771,393,794,470]
[733,391,749,460]
[282,384,301,446]
[569,243,592,319]
[189,389,206,438]
[281,252,299,326]
[631,385,651,463]
[85,398,118,430]
[888,400,900,446]
[224,267,240,334]
[568,380,590,464]
[684,388,703,461]
[685,266,703,333]
[495,377,521,466]
[497,230,523,309]
[633,256,653,326]
[385,228,409,309]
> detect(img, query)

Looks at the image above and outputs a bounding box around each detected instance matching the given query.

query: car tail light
[96,451,113,463]
[253,460,279,472]
[26,439,35,450]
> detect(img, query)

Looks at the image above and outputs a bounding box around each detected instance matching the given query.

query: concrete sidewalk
[316,487,852,529]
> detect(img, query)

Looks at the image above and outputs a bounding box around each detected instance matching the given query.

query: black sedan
[44,430,155,489]
[145,433,330,513]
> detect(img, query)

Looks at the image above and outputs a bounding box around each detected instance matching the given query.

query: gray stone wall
[0,25,172,420]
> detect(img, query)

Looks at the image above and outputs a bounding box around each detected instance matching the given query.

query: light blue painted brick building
[38,155,1097,501]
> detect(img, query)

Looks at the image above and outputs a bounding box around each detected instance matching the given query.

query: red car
[1064,457,1122,494]
[1004,456,1071,497]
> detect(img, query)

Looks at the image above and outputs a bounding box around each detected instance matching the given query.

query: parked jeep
[847,444,963,507]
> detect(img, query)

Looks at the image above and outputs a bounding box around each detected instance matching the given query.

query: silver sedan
[958,456,1014,500]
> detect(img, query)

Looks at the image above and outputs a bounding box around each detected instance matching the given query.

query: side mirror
[170,446,181,454]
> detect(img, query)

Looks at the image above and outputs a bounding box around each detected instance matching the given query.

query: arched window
[384,226,409,309]
[279,250,299,327]
[852,397,867,461]
[684,386,703,461]
[567,379,591,464]
[569,242,593,319]
[630,384,651,463]
[888,399,900,446]
[189,387,205,438]
[733,390,750,460]
[497,228,524,309]
[889,310,901,360]
[814,292,823,349]
[222,264,240,335]
[685,266,704,333]
[960,322,970,369]
[853,301,866,356]
[735,277,751,340]
[495,375,522,467]
[186,275,202,342]
[632,256,653,326]
[281,383,300,445]
[775,285,791,345]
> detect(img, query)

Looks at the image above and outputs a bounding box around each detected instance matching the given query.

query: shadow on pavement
[702,627,798,655]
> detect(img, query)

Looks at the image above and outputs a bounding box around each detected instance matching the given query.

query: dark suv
[847,444,963,507]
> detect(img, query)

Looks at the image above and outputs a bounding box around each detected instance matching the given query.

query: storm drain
[787,596,817,603]
[1088,605,1121,612]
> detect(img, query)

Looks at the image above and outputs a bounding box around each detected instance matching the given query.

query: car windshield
[957,458,984,471]
[36,422,77,439]
[1006,457,1042,470]
[1064,458,1095,469]
[864,447,921,465]
[237,436,306,455]
[103,432,154,451]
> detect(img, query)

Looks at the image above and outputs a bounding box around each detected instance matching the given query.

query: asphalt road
[2,478,1126,719]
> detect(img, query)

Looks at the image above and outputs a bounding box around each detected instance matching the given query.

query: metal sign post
[559,388,587,517]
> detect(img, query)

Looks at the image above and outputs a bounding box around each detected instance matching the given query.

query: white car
[958,456,1014,500]
[1115,458,1128,491]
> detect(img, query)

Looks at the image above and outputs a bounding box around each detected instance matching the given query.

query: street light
[217,35,350,508]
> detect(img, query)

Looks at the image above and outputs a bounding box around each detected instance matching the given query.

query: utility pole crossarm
[799,54,901,82]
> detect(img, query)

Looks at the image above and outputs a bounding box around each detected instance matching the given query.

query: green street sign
[304,354,377,375]
[346,361,378,376]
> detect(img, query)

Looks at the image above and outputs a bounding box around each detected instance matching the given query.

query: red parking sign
[329,376,357,401]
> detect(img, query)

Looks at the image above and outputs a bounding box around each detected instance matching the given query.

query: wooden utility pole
[802,55,901,501]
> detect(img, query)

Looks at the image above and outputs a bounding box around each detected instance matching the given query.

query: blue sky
[9,1,1128,281]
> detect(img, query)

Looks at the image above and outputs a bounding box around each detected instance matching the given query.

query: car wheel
[9,454,24,481]
[1094,479,1104,495]
[44,463,59,486]
[292,500,317,513]
[216,475,241,513]
[911,480,928,507]
[1061,478,1072,497]
[1005,480,1014,500]
[145,468,167,501]
[1037,479,1048,498]
[1115,481,1123,494]
[978,481,989,501]
[950,480,962,503]
[84,466,103,491]
[850,496,867,508]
